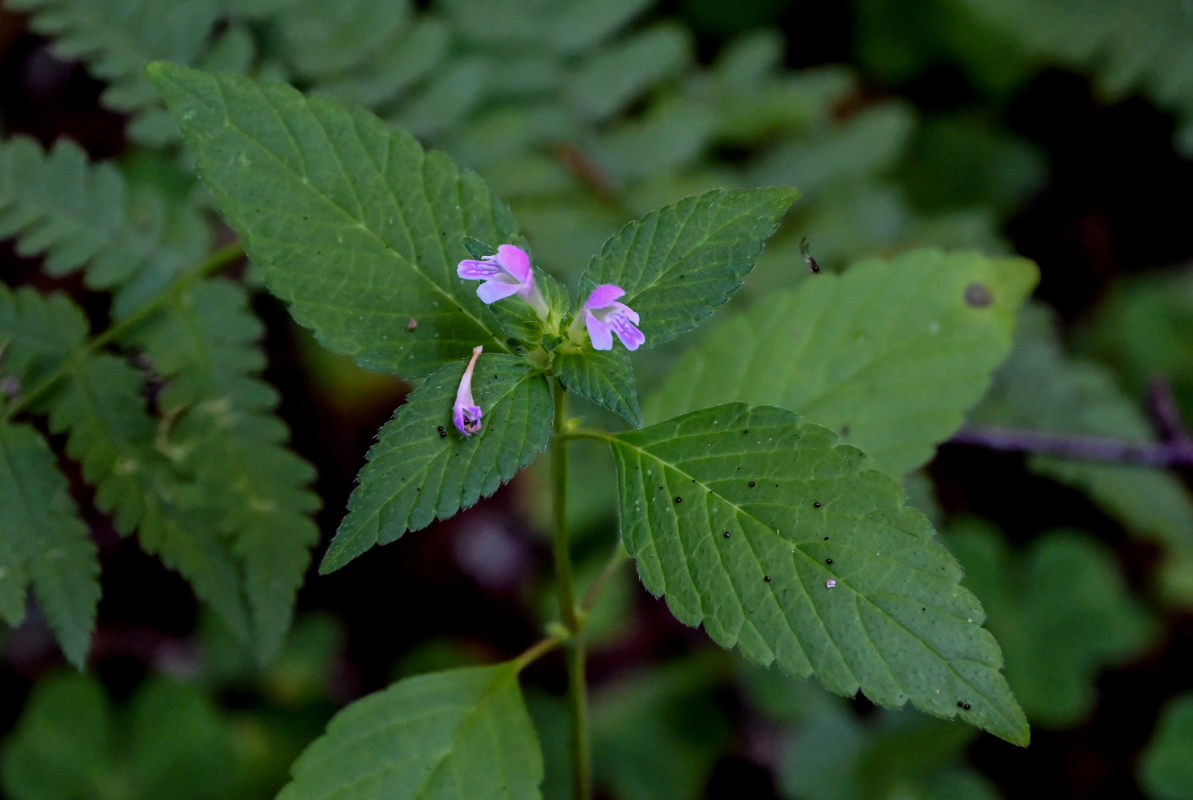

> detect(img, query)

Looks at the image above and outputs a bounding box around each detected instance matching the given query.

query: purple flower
[581,284,644,351]
[452,346,484,436]
[457,244,548,317]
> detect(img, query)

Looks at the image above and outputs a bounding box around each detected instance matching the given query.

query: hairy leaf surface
[608,404,1028,744]
[325,354,552,573]
[277,663,543,800]
[0,422,99,668]
[554,348,641,427]
[150,63,520,380]
[645,248,1038,477]
[578,187,798,349]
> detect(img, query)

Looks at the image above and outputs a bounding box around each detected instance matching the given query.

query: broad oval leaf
[578,187,798,349]
[277,663,544,800]
[644,248,1038,477]
[608,403,1028,745]
[324,353,552,573]
[148,62,518,379]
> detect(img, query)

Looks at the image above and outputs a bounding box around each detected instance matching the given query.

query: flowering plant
[140,62,1035,799]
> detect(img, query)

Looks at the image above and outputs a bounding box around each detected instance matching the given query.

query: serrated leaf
[0,421,99,669]
[578,187,798,350]
[324,354,552,573]
[607,403,1028,744]
[554,348,641,426]
[970,303,1193,550]
[149,62,519,380]
[277,662,544,800]
[947,521,1154,729]
[645,248,1038,477]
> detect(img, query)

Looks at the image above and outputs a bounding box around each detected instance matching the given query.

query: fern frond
[0,284,88,391]
[8,0,224,143]
[0,420,100,669]
[960,0,1193,152]
[0,137,206,298]
[127,279,319,661]
[39,354,255,644]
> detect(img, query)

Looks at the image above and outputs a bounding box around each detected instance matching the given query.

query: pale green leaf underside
[645,248,1038,478]
[149,62,518,379]
[0,421,99,669]
[554,348,641,427]
[579,187,798,348]
[324,354,552,573]
[609,404,1028,745]
[277,663,543,800]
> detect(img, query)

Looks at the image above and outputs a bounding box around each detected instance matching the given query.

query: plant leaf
[324,354,552,573]
[0,284,89,391]
[0,421,99,668]
[947,521,1154,729]
[127,279,320,662]
[554,348,641,427]
[43,355,254,646]
[7,0,223,144]
[645,248,1038,477]
[1140,693,1193,800]
[578,187,798,349]
[276,662,544,800]
[149,62,520,380]
[608,403,1028,745]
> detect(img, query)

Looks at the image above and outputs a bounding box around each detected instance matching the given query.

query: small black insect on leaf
[800,236,821,274]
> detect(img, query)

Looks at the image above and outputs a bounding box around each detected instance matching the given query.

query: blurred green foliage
[2,0,1193,797]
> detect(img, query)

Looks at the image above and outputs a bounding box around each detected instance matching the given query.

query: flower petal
[614,301,640,325]
[495,244,532,284]
[458,259,503,280]
[585,311,614,350]
[585,284,626,309]
[476,279,522,304]
[608,310,645,351]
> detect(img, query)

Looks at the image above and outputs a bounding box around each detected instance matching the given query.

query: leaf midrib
[197,75,509,358]
[611,420,1022,733]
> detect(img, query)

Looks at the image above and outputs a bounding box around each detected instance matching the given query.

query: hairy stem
[4,241,245,420]
[552,381,591,800]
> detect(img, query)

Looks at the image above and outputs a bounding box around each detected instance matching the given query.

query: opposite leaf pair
[454,244,644,434]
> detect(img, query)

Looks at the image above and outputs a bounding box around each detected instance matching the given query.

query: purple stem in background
[947,426,1193,468]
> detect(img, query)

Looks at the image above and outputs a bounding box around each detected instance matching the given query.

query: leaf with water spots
[644,248,1037,477]
[607,403,1028,745]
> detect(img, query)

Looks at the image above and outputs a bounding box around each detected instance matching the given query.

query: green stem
[552,380,591,800]
[4,242,244,421]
